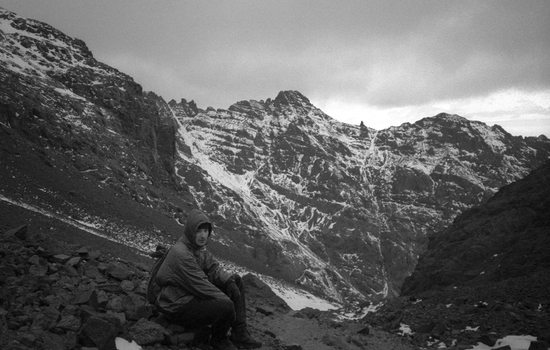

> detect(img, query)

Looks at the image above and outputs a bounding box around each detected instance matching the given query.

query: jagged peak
[0,7,93,59]
[432,113,467,122]
[413,113,472,129]
[168,98,199,117]
[273,90,312,107]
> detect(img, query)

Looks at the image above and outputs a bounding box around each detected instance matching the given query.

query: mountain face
[170,93,550,304]
[1,8,550,307]
[401,160,550,295]
[0,8,178,191]
[362,161,550,348]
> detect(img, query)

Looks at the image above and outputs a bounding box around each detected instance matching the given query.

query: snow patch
[398,323,414,336]
[115,337,142,350]
[466,335,538,350]
[54,87,86,101]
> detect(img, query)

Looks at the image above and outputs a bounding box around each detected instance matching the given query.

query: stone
[43,295,62,309]
[134,280,147,296]
[128,305,153,321]
[120,280,134,292]
[4,225,29,240]
[18,333,37,347]
[31,307,60,331]
[478,334,498,346]
[128,318,167,346]
[97,263,108,273]
[41,331,65,350]
[106,263,133,281]
[63,264,79,277]
[66,256,81,267]
[169,332,195,346]
[83,265,105,281]
[293,307,322,319]
[106,311,126,326]
[348,335,365,347]
[357,326,370,335]
[74,289,99,310]
[256,305,275,316]
[321,334,349,349]
[416,321,436,334]
[28,255,40,265]
[79,315,120,350]
[106,296,124,313]
[29,263,48,276]
[96,290,109,308]
[55,315,81,332]
[62,331,78,350]
[59,306,78,319]
[529,341,549,350]
[76,247,89,257]
[51,254,71,264]
[0,265,16,282]
[282,345,303,350]
[98,283,122,293]
[88,250,102,260]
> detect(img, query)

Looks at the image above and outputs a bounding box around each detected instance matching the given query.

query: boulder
[4,225,29,241]
[51,254,71,264]
[79,315,121,350]
[128,318,167,346]
[55,315,81,332]
[106,263,134,281]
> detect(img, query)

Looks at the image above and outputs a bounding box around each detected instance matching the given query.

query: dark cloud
[1,0,549,134]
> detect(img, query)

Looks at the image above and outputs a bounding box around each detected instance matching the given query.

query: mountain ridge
[1,7,550,308]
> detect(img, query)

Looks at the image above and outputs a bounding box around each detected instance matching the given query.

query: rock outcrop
[361,161,550,348]
[401,160,550,294]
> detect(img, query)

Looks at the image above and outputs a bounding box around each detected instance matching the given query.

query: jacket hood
[180,209,212,249]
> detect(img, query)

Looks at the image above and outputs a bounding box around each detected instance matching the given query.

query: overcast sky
[1,0,549,136]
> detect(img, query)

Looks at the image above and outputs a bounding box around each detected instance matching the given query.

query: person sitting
[148,209,262,350]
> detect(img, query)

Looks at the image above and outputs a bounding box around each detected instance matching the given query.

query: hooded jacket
[153,209,231,313]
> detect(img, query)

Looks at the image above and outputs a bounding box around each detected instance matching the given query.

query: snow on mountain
[2,7,550,308]
[169,94,550,305]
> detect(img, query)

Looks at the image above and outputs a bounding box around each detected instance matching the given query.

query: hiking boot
[230,328,262,349]
[211,337,238,350]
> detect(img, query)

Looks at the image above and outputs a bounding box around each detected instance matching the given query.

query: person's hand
[226,281,240,300]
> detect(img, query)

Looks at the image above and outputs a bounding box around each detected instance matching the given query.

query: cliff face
[1,8,550,307]
[0,8,177,191]
[401,160,550,295]
[170,90,550,303]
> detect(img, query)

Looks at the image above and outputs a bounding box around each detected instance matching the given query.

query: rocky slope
[170,92,550,304]
[1,7,550,307]
[402,160,550,294]
[0,223,416,350]
[363,161,550,349]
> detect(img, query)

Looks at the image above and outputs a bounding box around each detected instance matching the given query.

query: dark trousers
[165,277,247,341]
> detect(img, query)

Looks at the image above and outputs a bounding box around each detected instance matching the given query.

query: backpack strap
[146,245,170,306]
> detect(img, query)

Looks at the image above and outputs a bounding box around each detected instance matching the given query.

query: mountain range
[1,7,549,309]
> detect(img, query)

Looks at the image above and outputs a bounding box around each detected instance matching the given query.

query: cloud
[316,89,550,137]
[3,0,549,136]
